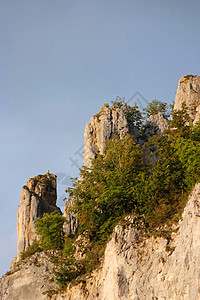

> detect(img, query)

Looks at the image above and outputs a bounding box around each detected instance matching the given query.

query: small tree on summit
[111,97,143,129]
[143,99,170,119]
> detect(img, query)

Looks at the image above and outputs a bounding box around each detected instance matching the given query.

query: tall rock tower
[174,75,200,124]
[17,172,60,258]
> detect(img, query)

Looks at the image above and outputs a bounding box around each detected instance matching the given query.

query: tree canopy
[143,99,170,118]
[35,211,66,250]
[67,106,200,241]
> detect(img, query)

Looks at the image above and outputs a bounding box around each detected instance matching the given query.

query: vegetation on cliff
[20,100,200,291]
[68,101,200,241]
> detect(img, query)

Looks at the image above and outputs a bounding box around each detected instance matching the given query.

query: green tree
[67,107,200,240]
[35,211,66,250]
[143,99,170,118]
[68,134,148,241]
[111,97,143,129]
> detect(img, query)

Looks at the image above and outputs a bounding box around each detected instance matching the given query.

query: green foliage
[35,211,66,250]
[42,103,200,289]
[68,134,148,242]
[63,240,76,257]
[104,103,109,107]
[144,115,200,225]
[143,99,170,118]
[173,136,200,190]
[54,239,105,289]
[111,96,143,129]
[20,240,42,260]
[191,121,200,141]
[67,106,200,238]
[55,262,84,289]
[170,103,190,130]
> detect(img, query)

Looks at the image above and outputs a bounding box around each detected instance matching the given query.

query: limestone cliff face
[144,112,169,141]
[83,106,169,169]
[90,183,200,300]
[83,106,140,168]
[2,183,200,300]
[0,252,58,300]
[50,183,200,300]
[17,172,60,258]
[174,75,200,124]
[2,76,200,300]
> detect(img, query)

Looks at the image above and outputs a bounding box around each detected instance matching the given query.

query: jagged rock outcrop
[174,75,200,124]
[145,112,168,138]
[47,183,200,300]
[83,106,169,169]
[0,252,59,300]
[2,76,200,300]
[2,183,200,300]
[140,112,169,144]
[83,105,140,168]
[17,172,60,258]
[65,109,169,236]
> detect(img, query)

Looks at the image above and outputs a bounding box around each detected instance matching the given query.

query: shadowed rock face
[63,198,78,236]
[145,112,169,139]
[17,172,60,258]
[174,75,200,124]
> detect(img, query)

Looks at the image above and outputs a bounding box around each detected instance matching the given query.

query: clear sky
[0,0,200,277]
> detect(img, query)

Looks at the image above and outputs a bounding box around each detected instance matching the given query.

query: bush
[68,134,148,242]
[21,240,42,260]
[67,110,200,239]
[143,99,170,118]
[111,97,144,129]
[35,211,66,250]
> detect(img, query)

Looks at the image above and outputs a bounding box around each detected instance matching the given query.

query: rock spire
[174,75,200,124]
[17,172,60,258]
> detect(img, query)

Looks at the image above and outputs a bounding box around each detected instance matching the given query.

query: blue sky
[0,0,200,277]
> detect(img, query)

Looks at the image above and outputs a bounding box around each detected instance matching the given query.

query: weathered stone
[145,112,169,138]
[0,252,58,300]
[2,183,200,300]
[63,199,78,236]
[83,105,140,168]
[2,76,200,300]
[174,75,200,124]
[53,183,200,300]
[17,172,60,258]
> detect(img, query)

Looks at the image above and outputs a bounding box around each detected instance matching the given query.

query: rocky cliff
[1,183,200,300]
[17,172,60,258]
[1,75,200,300]
[174,75,200,124]
[83,105,167,168]
[83,105,141,168]
[0,252,59,300]
[144,112,168,141]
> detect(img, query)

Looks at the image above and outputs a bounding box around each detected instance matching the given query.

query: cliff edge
[1,184,200,300]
